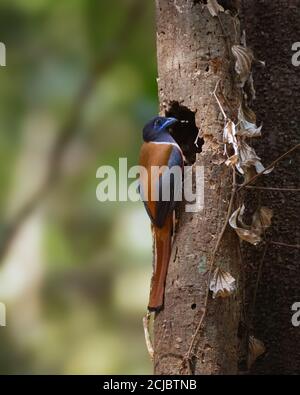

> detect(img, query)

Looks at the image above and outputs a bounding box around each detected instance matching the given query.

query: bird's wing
[155,145,183,227]
[139,142,183,228]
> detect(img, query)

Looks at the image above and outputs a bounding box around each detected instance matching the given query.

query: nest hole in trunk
[165,101,203,164]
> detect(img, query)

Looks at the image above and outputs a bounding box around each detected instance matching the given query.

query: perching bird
[139,116,183,311]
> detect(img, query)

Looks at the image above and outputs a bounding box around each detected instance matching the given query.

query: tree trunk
[241,1,300,374]
[153,0,244,374]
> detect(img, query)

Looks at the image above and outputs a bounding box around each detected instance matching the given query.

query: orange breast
[139,142,173,220]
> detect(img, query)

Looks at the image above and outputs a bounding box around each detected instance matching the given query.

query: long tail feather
[148,215,173,312]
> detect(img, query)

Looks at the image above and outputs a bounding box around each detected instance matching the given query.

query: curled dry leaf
[209,267,236,299]
[242,166,257,183]
[143,313,154,360]
[207,0,224,17]
[252,206,273,232]
[239,140,264,173]
[241,29,247,47]
[225,154,238,167]
[232,45,254,86]
[248,336,266,369]
[238,140,273,176]
[237,104,262,138]
[247,72,256,100]
[240,100,257,123]
[229,205,273,245]
[223,119,239,156]
[229,205,261,245]
[223,120,270,176]
[223,120,244,173]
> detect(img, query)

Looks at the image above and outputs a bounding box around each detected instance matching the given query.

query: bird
[139,116,184,311]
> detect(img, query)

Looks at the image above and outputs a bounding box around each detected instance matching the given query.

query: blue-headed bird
[139,116,183,311]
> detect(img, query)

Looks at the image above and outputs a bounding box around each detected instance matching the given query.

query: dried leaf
[229,205,273,245]
[207,0,224,17]
[223,120,245,172]
[243,166,257,184]
[237,104,262,138]
[252,206,273,233]
[247,72,256,100]
[232,45,254,86]
[248,336,266,368]
[239,140,261,169]
[238,140,272,175]
[223,120,237,145]
[223,119,239,156]
[223,120,270,176]
[241,29,247,47]
[241,101,257,123]
[225,154,239,167]
[143,313,154,360]
[229,205,261,245]
[209,267,236,298]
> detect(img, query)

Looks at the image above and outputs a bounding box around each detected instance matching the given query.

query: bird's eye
[155,119,161,128]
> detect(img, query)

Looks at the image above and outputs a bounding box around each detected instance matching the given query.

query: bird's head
[142,116,177,142]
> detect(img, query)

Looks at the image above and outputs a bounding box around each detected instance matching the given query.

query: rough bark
[241,0,300,374]
[153,0,244,374]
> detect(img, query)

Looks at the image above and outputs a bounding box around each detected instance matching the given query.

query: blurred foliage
[0,0,157,374]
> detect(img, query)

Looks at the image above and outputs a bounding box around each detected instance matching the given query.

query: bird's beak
[162,117,178,130]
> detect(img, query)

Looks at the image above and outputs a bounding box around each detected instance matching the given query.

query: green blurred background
[0,0,157,374]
